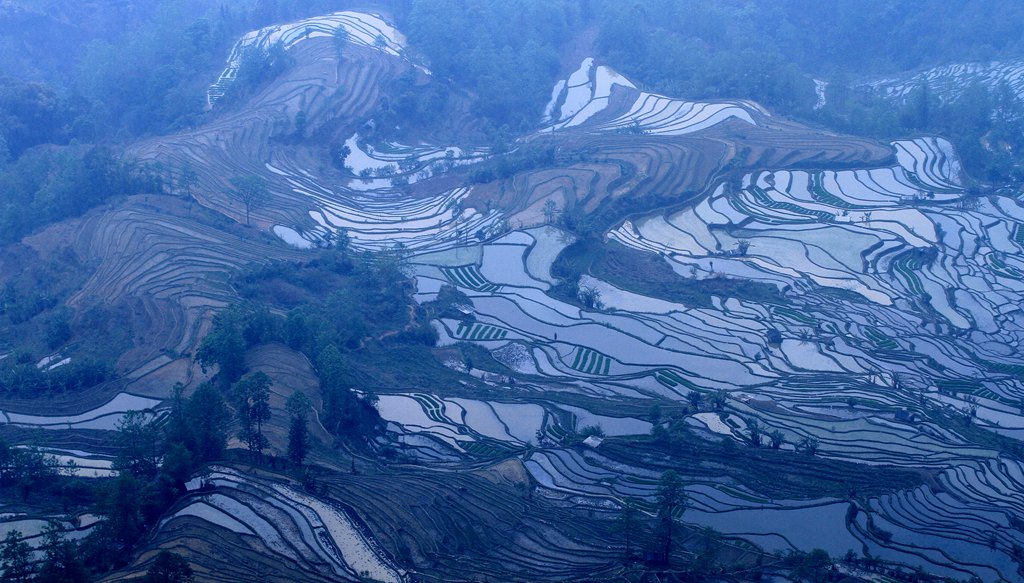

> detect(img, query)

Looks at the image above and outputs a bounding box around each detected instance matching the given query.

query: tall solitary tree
[654,470,686,565]
[294,110,308,137]
[542,199,558,224]
[234,372,272,464]
[178,161,198,200]
[196,306,247,386]
[186,383,230,463]
[745,417,764,447]
[333,26,349,57]
[615,497,644,561]
[286,390,311,468]
[228,175,269,226]
[102,473,145,556]
[317,344,347,433]
[114,411,161,479]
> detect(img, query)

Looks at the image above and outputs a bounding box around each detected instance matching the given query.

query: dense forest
[396,0,1024,179]
[2,0,1023,197]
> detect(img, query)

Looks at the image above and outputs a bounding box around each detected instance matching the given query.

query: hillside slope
[2,9,1024,583]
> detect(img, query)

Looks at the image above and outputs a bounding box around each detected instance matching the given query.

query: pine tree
[114,411,160,479]
[615,498,644,561]
[37,523,88,583]
[0,530,34,582]
[234,372,272,464]
[286,391,311,468]
[654,470,686,565]
[186,383,229,462]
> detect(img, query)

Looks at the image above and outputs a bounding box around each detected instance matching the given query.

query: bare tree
[745,417,764,447]
[229,175,269,226]
[333,26,349,57]
[798,436,819,455]
[578,284,603,309]
[179,162,199,217]
[542,199,558,224]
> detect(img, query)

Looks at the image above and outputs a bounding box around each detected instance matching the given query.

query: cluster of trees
[0,522,194,582]
[819,80,1024,183]
[0,523,90,583]
[375,71,453,138]
[1,0,349,143]
[222,41,294,105]
[616,470,689,566]
[550,237,782,313]
[391,0,1024,131]
[589,1,1024,112]
[0,357,110,397]
[0,443,80,503]
[466,140,557,184]
[238,246,422,350]
[398,0,577,132]
[594,2,811,111]
[0,146,161,244]
[198,246,431,443]
[5,336,312,579]
[0,254,134,398]
[188,367,310,470]
[0,384,226,580]
[0,78,89,159]
[314,344,380,439]
[76,386,224,577]
[393,0,1024,182]
[82,390,227,573]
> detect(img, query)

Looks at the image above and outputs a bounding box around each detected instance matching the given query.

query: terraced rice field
[0,391,160,484]
[544,58,757,135]
[409,136,1024,579]
[135,16,502,255]
[340,133,489,181]
[868,59,1024,105]
[3,392,162,431]
[151,462,637,582]
[164,466,403,582]
[0,513,97,566]
[209,12,408,106]
[376,391,650,458]
[33,12,1024,581]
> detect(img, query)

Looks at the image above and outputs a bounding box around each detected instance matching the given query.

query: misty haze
[0,1,1023,581]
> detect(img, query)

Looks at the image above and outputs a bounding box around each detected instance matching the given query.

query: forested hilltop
[3,0,1023,149]
[2,0,1022,233]
[398,0,1024,182]
[3,0,1023,135]
[2,1,1024,581]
